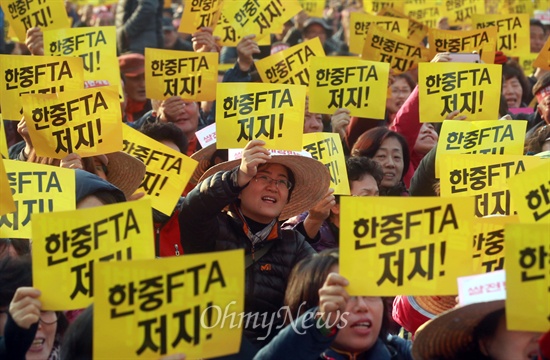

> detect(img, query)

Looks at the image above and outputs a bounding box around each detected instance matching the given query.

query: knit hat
[199,154,330,220]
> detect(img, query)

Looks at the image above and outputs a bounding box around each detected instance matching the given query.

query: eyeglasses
[254,175,293,190]
[39,311,58,325]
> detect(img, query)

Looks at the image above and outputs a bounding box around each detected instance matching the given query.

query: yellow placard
[214,12,272,47]
[215,0,301,44]
[364,0,405,14]
[439,154,544,217]
[302,133,350,195]
[378,6,428,44]
[22,86,122,159]
[94,249,244,359]
[255,37,325,85]
[0,55,84,120]
[498,0,534,15]
[362,24,428,74]
[349,12,408,55]
[471,215,519,274]
[533,36,550,70]
[215,82,306,150]
[428,27,497,64]
[518,53,538,76]
[298,0,325,17]
[122,126,198,216]
[32,199,155,310]
[505,223,550,332]
[179,0,224,33]
[340,196,474,296]
[0,115,8,158]
[444,0,485,27]
[43,26,123,99]
[418,62,502,122]
[435,120,527,177]
[145,49,218,101]
[508,163,550,224]
[0,160,76,238]
[0,0,69,42]
[0,159,16,216]
[404,2,444,29]
[472,14,530,57]
[308,57,389,119]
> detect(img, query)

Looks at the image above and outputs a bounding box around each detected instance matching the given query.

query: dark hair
[0,238,31,257]
[284,249,391,340]
[525,125,550,154]
[502,59,532,106]
[0,255,32,307]
[60,305,93,360]
[346,156,384,185]
[530,19,546,34]
[393,73,416,92]
[140,122,188,154]
[350,127,410,181]
[463,309,506,360]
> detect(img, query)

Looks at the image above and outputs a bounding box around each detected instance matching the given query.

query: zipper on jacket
[155,226,161,258]
[174,244,180,256]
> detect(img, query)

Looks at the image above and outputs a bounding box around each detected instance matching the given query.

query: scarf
[231,204,278,246]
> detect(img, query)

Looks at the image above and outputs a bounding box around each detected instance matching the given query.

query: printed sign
[196,123,217,148]
[428,27,497,64]
[457,269,506,306]
[508,163,550,223]
[473,14,530,56]
[349,12,408,55]
[404,1,443,29]
[364,0,405,14]
[298,0,324,17]
[444,0,485,27]
[179,0,224,33]
[378,6,428,44]
[0,159,16,216]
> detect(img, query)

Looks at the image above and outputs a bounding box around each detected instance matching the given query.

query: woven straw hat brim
[199,155,330,220]
[412,300,505,360]
[189,144,218,186]
[105,152,146,200]
[412,295,457,317]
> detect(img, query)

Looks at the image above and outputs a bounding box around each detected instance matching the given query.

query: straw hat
[104,152,146,200]
[199,155,330,220]
[412,300,505,360]
[189,144,227,187]
[410,295,457,318]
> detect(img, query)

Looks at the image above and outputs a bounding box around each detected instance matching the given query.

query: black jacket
[180,168,316,346]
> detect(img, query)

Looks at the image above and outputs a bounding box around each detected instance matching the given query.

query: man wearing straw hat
[180,140,330,350]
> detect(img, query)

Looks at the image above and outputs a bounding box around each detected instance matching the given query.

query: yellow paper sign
[22,86,122,159]
[255,37,325,85]
[43,26,122,99]
[364,0,405,14]
[94,249,244,358]
[349,12,408,55]
[0,0,69,42]
[179,0,223,33]
[298,0,325,18]
[404,2,444,29]
[122,126,198,216]
[444,0,485,27]
[308,57,389,119]
[471,215,519,274]
[362,25,428,74]
[214,12,272,46]
[302,133,350,195]
[439,154,544,217]
[418,62,502,122]
[533,36,550,70]
[0,55,84,120]
[428,27,498,65]
[498,0,534,15]
[505,223,550,332]
[472,14,530,56]
[0,115,8,158]
[216,0,302,43]
[378,7,428,44]
[0,160,76,238]
[215,82,306,150]
[144,49,218,101]
[508,163,550,223]
[340,196,474,296]
[435,120,527,177]
[32,199,155,310]
[0,159,16,216]
[518,53,538,76]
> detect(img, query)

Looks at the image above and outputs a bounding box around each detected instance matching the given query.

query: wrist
[315,312,337,337]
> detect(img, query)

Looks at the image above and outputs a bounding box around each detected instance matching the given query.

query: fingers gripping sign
[318,272,349,328]
[237,140,271,187]
[9,287,42,329]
